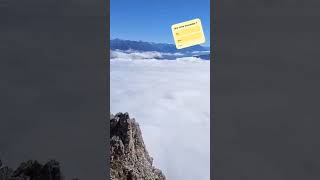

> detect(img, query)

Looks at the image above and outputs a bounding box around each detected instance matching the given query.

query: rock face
[0,160,66,180]
[0,166,13,180]
[110,113,165,180]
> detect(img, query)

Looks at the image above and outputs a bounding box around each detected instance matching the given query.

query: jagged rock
[40,160,63,180]
[0,159,65,180]
[0,166,13,180]
[11,160,43,179]
[110,112,165,180]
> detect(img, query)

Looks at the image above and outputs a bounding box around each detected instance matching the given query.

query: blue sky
[110,0,210,46]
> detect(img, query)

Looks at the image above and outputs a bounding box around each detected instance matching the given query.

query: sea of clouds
[110,50,210,180]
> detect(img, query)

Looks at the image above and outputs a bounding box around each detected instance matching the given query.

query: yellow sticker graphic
[171,18,206,49]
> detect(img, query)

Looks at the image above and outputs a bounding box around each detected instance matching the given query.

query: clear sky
[110,0,210,46]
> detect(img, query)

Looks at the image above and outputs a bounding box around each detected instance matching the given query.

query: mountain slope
[110,113,165,180]
[110,39,209,53]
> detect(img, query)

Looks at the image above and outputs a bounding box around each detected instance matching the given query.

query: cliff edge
[110,113,165,180]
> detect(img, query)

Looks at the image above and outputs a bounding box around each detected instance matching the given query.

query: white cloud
[111,55,210,180]
[161,52,184,56]
[191,50,210,54]
[110,50,192,61]
[111,50,163,59]
[176,56,203,61]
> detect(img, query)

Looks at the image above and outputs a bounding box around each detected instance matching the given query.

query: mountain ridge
[110,39,209,53]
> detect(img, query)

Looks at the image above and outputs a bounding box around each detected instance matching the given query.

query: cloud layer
[110,52,210,180]
[110,49,208,61]
[111,50,163,59]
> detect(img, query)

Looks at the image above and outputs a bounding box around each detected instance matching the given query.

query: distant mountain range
[110,39,209,53]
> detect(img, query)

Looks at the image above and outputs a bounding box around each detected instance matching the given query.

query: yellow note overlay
[171,18,205,49]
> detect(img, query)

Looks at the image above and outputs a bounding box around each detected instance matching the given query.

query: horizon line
[110,38,210,47]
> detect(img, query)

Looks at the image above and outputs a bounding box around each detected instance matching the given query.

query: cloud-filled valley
[110,50,210,180]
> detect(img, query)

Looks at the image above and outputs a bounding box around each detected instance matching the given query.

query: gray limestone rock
[110,112,165,180]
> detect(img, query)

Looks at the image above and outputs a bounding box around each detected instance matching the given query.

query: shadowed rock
[110,112,165,180]
[0,166,13,180]
[0,159,73,180]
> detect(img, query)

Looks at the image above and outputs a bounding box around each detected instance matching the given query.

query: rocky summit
[110,113,165,180]
[0,159,75,180]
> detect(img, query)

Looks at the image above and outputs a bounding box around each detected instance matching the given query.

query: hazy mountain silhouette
[110,39,209,53]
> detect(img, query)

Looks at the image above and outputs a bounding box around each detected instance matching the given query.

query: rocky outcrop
[110,113,165,180]
[0,160,68,180]
[0,161,13,180]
